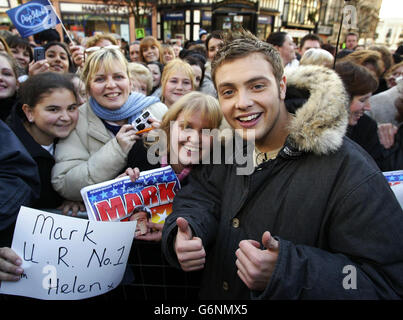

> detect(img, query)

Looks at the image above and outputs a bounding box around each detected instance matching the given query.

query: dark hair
[34,29,61,44]
[183,54,206,86]
[346,32,358,40]
[184,43,207,59]
[6,35,33,62]
[335,61,378,101]
[300,34,322,49]
[205,30,224,52]
[321,43,336,57]
[19,72,77,111]
[44,41,76,73]
[266,32,288,47]
[147,60,164,75]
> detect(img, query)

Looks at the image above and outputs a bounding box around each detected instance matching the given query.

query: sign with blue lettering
[6,0,60,38]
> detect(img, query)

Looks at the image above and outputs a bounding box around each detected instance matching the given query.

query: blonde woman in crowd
[160,59,195,107]
[51,47,167,201]
[128,62,153,96]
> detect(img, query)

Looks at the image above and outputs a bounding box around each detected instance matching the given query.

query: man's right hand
[174,217,206,271]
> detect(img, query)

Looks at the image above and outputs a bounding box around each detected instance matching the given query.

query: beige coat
[51,101,168,201]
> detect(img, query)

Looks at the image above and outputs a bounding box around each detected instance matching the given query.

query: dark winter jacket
[347,113,403,171]
[0,120,40,247]
[6,103,63,209]
[162,65,403,299]
[0,96,17,122]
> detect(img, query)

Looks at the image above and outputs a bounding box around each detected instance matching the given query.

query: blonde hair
[86,33,118,48]
[128,62,153,95]
[81,47,129,94]
[158,91,223,155]
[160,59,195,103]
[162,44,175,64]
[139,36,163,63]
[300,48,334,68]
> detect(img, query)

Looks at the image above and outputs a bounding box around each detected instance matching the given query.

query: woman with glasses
[51,47,168,201]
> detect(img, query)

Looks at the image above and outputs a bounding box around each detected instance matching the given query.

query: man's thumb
[262,231,279,252]
[176,217,192,240]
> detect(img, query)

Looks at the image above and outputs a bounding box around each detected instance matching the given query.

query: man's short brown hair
[211,29,284,88]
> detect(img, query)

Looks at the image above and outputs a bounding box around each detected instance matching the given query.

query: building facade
[0,0,395,48]
[156,0,280,43]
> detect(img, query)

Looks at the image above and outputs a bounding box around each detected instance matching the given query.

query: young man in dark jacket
[161,31,403,299]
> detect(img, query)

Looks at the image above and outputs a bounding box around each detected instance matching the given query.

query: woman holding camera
[51,47,167,201]
[29,42,76,76]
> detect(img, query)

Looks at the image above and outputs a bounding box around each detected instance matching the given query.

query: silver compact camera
[132,110,154,132]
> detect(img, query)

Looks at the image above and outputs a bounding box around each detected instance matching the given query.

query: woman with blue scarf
[51,47,167,201]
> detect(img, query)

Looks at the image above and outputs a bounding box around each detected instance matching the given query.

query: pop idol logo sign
[15,3,49,28]
[6,0,60,38]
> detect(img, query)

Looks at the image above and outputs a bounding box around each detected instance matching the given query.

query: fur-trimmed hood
[285,65,349,155]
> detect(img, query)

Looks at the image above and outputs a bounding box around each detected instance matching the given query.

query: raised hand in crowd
[58,200,86,216]
[28,59,49,76]
[0,247,23,282]
[235,232,279,291]
[116,124,142,154]
[378,123,398,149]
[69,44,85,68]
[174,217,206,272]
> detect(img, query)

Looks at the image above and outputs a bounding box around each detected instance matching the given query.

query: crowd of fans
[0,25,403,301]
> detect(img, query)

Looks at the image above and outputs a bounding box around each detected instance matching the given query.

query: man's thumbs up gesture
[235,231,279,291]
[174,217,206,271]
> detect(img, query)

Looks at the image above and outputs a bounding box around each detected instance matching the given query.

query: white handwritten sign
[0,207,136,300]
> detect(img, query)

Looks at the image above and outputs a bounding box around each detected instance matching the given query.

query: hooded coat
[161,65,403,299]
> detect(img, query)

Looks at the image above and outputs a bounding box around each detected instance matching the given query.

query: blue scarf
[89,92,160,124]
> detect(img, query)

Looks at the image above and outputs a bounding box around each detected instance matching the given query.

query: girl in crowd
[139,36,163,64]
[6,35,32,77]
[0,52,19,121]
[336,61,403,171]
[51,47,167,201]
[122,91,223,300]
[7,72,84,213]
[205,30,224,62]
[162,44,175,64]
[182,52,216,97]
[128,62,153,96]
[266,31,296,67]
[29,42,76,76]
[160,59,195,107]
[182,54,204,89]
[147,61,164,96]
